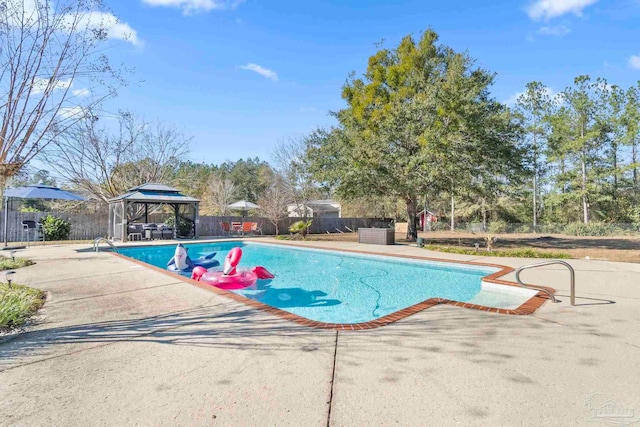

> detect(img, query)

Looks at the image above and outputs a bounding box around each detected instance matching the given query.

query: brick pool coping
[111,240,556,330]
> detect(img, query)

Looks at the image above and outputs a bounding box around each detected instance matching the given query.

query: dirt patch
[309,231,640,263]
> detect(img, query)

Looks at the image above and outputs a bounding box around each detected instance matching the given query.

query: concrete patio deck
[1,238,639,426]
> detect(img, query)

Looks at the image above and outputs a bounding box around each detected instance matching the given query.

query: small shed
[287,199,342,218]
[418,209,438,231]
[107,183,200,242]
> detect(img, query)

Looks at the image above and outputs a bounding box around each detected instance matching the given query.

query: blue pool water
[119,242,508,324]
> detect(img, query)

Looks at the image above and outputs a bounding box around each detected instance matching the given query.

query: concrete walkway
[1,239,639,426]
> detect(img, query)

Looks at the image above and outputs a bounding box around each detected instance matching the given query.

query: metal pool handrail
[93,237,119,253]
[515,260,575,306]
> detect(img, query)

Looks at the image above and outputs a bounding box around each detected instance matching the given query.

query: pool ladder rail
[93,237,119,253]
[515,260,575,306]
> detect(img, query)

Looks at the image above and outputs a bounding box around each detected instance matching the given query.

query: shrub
[538,223,565,234]
[0,257,35,271]
[289,220,313,239]
[563,222,620,236]
[430,221,448,231]
[630,206,640,229]
[165,217,193,237]
[488,220,508,234]
[39,215,71,241]
[563,222,588,236]
[276,234,318,241]
[0,282,46,330]
[515,224,533,234]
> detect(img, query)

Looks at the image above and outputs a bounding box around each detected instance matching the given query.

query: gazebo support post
[108,203,113,240]
[123,201,129,242]
[194,203,199,238]
[173,204,179,239]
[144,203,148,224]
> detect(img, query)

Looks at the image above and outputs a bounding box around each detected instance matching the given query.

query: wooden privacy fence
[1,211,109,242]
[198,216,392,236]
[1,211,392,242]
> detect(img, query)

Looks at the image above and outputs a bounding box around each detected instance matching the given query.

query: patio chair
[219,221,231,236]
[22,220,45,244]
[127,223,144,241]
[241,222,253,235]
[251,222,263,235]
[151,224,174,239]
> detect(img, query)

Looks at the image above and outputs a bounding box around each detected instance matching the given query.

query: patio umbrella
[226,200,260,232]
[5,185,86,201]
[3,185,85,247]
[227,200,260,216]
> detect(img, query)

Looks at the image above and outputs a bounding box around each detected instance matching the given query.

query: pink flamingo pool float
[191,247,274,290]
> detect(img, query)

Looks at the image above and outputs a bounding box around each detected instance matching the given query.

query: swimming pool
[118,241,542,326]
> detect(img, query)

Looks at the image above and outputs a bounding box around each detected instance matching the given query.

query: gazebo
[108,183,200,242]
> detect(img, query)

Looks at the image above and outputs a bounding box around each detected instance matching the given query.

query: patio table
[231,222,242,235]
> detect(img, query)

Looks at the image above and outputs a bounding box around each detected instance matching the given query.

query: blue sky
[96,0,640,166]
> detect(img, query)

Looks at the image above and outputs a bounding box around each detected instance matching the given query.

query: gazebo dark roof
[108,183,199,204]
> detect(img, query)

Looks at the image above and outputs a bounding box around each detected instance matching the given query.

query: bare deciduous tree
[208,174,236,215]
[44,110,190,202]
[0,0,134,196]
[257,174,290,235]
[272,137,319,218]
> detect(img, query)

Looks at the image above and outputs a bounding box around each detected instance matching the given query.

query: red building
[418,210,438,230]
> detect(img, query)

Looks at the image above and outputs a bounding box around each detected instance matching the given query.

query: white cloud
[141,0,244,15]
[239,63,278,82]
[505,91,526,106]
[3,1,141,46]
[537,25,571,36]
[63,12,142,47]
[72,88,90,97]
[57,106,87,120]
[2,0,40,26]
[527,0,599,20]
[31,78,72,95]
[629,55,640,70]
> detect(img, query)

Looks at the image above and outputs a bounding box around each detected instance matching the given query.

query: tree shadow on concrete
[327,302,633,422]
[334,304,622,372]
[0,295,625,377]
[0,302,333,368]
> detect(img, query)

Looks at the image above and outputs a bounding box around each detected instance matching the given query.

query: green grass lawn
[0,282,46,331]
